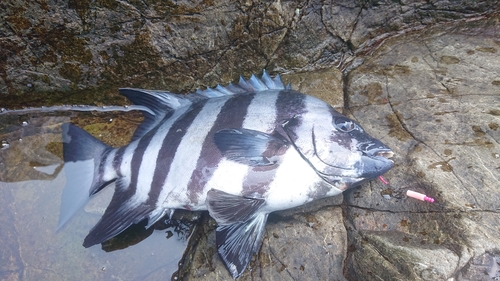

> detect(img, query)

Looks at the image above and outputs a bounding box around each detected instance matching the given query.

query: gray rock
[1,1,500,281]
[182,197,346,281]
[181,14,500,281]
[344,17,500,281]
[1,0,499,107]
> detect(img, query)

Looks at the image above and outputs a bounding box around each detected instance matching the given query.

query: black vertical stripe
[113,147,125,177]
[126,111,175,199]
[237,91,305,197]
[146,100,209,205]
[238,90,307,197]
[128,128,160,199]
[275,89,307,122]
[274,89,307,140]
[186,93,256,204]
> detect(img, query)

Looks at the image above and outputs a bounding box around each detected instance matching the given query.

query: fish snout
[357,141,395,179]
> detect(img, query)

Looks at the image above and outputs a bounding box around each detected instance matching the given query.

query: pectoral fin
[206,189,268,279]
[216,214,268,279]
[206,189,265,224]
[214,128,289,166]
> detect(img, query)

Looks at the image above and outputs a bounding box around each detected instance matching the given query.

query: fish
[58,71,394,279]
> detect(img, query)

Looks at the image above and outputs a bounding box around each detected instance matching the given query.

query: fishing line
[378,175,435,203]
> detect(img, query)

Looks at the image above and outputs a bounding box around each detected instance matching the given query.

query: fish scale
[147,102,210,207]
[159,96,231,208]
[183,94,256,205]
[58,70,394,279]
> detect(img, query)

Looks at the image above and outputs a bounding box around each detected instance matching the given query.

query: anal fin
[83,178,154,248]
[145,208,172,229]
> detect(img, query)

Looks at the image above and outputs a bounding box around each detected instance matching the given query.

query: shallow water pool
[0,109,195,281]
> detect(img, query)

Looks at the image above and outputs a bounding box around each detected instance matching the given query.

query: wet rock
[2,1,500,280]
[0,114,66,182]
[1,1,499,108]
[345,17,500,280]
[181,197,346,281]
[257,205,347,281]
[459,251,500,280]
[283,68,344,108]
[180,15,500,281]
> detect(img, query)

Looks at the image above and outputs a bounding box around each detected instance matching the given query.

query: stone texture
[1,0,499,108]
[180,15,500,281]
[182,197,346,280]
[1,1,500,281]
[344,17,500,281]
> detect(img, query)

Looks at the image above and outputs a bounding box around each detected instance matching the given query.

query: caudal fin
[58,123,114,229]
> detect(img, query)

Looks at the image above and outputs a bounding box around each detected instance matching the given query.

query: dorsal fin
[195,70,290,97]
[119,89,197,141]
[120,70,290,141]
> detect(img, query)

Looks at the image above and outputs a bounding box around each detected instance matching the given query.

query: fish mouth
[315,148,395,185]
[371,149,395,171]
[372,149,394,162]
[359,148,395,179]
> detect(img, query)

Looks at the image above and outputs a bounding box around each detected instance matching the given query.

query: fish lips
[313,148,394,187]
[356,149,394,179]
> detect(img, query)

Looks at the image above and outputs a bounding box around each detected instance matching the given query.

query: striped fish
[59,71,394,279]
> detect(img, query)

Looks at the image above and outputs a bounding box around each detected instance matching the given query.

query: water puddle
[0,108,195,280]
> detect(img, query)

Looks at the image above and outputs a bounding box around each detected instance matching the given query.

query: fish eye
[334,117,356,132]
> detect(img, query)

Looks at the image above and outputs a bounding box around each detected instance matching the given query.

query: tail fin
[58,123,114,229]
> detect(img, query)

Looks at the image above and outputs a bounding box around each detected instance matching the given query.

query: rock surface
[344,18,500,281]
[179,17,500,281]
[1,1,500,281]
[1,0,498,107]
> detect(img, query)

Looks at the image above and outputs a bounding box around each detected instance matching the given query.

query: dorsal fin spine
[248,74,268,90]
[238,76,254,91]
[120,71,288,140]
[261,70,276,89]
[193,71,287,98]
[215,84,235,95]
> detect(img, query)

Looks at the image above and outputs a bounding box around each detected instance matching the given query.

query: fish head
[282,97,394,190]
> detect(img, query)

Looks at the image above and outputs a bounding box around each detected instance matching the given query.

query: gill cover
[282,102,393,188]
